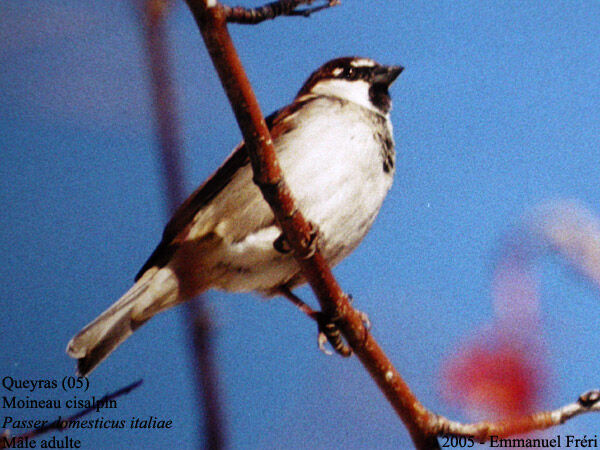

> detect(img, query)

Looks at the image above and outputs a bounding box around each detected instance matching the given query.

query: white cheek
[310,79,377,112]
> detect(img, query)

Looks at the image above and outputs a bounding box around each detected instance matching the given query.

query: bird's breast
[274,98,395,264]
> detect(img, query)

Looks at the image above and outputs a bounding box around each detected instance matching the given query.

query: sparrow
[67,56,403,376]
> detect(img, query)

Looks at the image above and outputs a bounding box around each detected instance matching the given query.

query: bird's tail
[66,267,181,377]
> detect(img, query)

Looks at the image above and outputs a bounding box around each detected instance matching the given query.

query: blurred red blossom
[442,199,600,419]
[442,326,547,418]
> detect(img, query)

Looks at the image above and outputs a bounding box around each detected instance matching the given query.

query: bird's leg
[278,287,352,357]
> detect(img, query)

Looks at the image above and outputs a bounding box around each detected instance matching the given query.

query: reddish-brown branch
[140,1,226,448]
[181,1,600,448]
[182,1,438,448]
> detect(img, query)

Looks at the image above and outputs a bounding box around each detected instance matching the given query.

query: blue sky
[1,1,600,448]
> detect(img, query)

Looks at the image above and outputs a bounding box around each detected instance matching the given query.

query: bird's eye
[347,67,355,78]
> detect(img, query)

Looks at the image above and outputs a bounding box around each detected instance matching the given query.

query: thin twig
[430,390,600,443]
[183,1,439,448]
[141,0,185,209]
[185,300,226,450]
[224,0,339,24]
[140,1,226,448]
[0,380,143,449]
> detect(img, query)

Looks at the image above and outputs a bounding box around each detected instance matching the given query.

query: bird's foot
[279,287,352,357]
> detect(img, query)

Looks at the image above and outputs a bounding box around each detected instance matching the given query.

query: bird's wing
[134,142,249,280]
[134,98,314,281]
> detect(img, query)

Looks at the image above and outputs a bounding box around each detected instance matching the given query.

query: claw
[279,287,352,357]
[299,221,319,259]
[317,331,333,356]
[358,310,371,331]
[316,313,352,357]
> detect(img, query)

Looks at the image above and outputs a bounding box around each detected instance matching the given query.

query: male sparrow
[67,57,403,375]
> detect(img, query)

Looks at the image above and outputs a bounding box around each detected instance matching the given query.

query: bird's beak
[374,65,404,86]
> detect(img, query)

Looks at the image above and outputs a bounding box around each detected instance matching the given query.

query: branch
[182,1,600,448]
[183,1,438,448]
[141,0,185,210]
[0,380,142,449]
[429,390,600,443]
[224,0,339,24]
[139,1,226,448]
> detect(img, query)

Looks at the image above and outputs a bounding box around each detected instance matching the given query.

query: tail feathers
[66,268,180,376]
[73,308,147,377]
